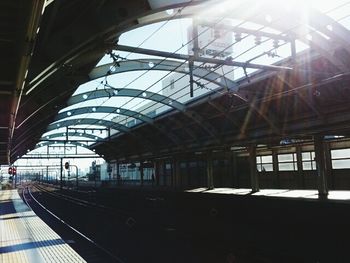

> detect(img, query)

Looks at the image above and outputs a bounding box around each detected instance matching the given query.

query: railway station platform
[187,188,350,201]
[0,189,85,263]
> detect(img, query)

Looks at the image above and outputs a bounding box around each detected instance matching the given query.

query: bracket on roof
[189,58,194,97]
[243,66,250,83]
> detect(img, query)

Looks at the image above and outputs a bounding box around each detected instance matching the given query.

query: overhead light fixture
[67,111,72,116]
[92,107,96,112]
[109,65,117,73]
[142,92,147,97]
[254,36,262,45]
[265,14,272,23]
[148,62,155,68]
[165,9,174,15]
[83,94,88,99]
[234,33,242,42]
[116,109,120,113]
[326,24,333,31]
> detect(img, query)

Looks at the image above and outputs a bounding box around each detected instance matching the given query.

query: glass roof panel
[36,0,350,154]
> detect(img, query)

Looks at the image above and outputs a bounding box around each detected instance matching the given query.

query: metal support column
[296,145,304,188]
[74,166,79,189]
[172,158,181,189]
[163,161,167,186]
[314,135,328,197]
[46,166,49,183]
[272,149,279,188]
[140,162,144,187]
[324,142,333,189]
[232,152,238,187]
[177,159,181,188]
[60,158,63,190]
[207,152,214,190]
[248,145,259,192]
[14,168,17,188]
[116,162,121,186]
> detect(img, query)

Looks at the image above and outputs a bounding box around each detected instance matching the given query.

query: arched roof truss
[89,59,238,91]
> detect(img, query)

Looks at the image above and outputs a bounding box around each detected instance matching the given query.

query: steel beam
[90,59,237,91]
[67,88,186,111]
[56,106,182,146]
[47,118,130,133]
[116,45,293,72]
[39,132,103,141]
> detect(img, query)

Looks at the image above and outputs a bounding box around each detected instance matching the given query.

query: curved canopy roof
[6,0,350,163]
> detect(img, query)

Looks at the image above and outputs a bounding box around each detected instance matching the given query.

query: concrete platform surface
[0,190,86,263]
[187,187,350,200]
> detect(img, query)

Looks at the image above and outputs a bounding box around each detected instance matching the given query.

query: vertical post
[248,145,259,192]
[272,149,279,188]
[76,166,79,189]
[227,151,234,187]
[170,160,174,187]
[117,162,121,186]
[14,167,17,188]
[189,18,199,98]
[324,142,333,189]
[46,166,49,183]
[291,39,296,64]
[163,161,167,186]
[207,151,214,190]
[140,162,144,187]
[232,152,238,187]
[189,60,194,97]
[176,159,181,188]
[60,158,63,190]
[296,145,304,188]
[314,135,328,197]
[154,160,159,187]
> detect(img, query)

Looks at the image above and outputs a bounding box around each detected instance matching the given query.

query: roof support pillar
[207,151,214,190]
[272,149,279,188]
[172,158,181,189]
[140,162,144,187]
[248,145,259,192]
[60,157,63,190]
[314,135,328,197]
[154,160,160,187]
[296,145,304,189]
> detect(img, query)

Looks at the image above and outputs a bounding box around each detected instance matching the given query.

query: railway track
[21,185,125,263]
[22,183,303,263]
